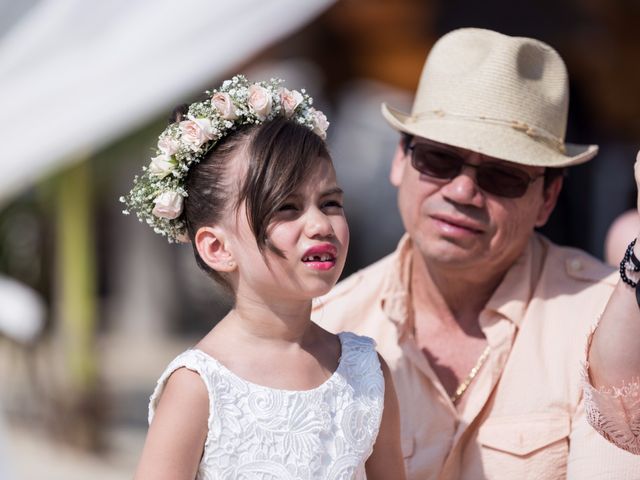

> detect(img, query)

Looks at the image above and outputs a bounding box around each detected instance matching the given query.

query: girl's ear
[194,226,237,272]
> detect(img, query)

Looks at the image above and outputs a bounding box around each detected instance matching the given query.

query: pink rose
[310,108,329,139]
[148,154,175,178]
[279,88,303,117]
[152,191,183,219]
[179,117,215,149]
[157,136,179,155]
[211,92,237,120]
[247,84,273,120]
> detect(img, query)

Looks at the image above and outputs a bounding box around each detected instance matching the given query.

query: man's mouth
[431,214,485,234]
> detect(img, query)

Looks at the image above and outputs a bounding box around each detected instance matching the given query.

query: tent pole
[55,159,100,448]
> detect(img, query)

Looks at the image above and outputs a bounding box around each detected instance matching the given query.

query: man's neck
[411,251,509,332]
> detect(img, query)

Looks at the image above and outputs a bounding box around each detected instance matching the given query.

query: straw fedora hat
[382,28,598,167]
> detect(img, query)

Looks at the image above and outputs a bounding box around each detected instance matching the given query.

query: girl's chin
[294,280,339,300]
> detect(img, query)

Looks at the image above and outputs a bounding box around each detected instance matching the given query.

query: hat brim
[381,103,598,167]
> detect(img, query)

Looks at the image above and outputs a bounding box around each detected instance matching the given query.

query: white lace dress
[148,332,384,479]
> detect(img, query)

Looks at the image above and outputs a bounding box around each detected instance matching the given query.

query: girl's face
[229,158,349,303]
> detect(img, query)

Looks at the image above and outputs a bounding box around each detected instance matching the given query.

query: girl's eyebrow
[285,187,343,201]
[321,187,344,198]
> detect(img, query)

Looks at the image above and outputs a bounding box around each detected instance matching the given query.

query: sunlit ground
[1,334,195,479]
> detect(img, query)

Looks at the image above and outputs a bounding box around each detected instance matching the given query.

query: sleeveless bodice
[148,332,384,479]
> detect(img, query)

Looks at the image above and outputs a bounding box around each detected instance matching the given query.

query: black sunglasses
[407,143,544,198]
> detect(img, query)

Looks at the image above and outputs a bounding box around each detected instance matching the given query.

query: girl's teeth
[303,254,333,262]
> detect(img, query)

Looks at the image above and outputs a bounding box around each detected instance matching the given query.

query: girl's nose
[305,207,334,239]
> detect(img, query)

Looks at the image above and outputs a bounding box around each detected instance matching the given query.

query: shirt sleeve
[582,324,640,455]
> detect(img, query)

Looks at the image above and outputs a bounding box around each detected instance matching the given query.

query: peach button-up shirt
[312,234,640,479]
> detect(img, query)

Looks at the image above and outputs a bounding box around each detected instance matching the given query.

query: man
[312,28,640,478]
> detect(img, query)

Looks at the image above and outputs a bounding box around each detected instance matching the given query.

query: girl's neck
[226,294,315,345]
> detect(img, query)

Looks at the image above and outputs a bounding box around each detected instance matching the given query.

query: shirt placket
[438,311,518,479]
[400,333,458,415]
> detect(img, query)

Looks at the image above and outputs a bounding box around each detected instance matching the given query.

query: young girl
[122,76,405,479]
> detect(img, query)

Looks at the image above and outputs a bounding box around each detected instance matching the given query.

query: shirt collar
[380,233,543,333]
[485,234,543,328]
[380,234,414,339]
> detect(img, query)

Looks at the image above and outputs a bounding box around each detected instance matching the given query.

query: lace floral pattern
[149,332,385,479]
[583,325,640,455]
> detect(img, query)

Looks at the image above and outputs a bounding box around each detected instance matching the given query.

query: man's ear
[194,226,237,272]
[535,175,563,227]
[390,142,408,187]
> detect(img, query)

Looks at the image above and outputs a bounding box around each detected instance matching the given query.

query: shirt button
[568,258,583,272]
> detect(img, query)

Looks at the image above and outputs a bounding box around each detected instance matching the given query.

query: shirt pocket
[477,412,570,480]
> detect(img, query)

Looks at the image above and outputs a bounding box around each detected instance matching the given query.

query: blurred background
[1,0,639,478]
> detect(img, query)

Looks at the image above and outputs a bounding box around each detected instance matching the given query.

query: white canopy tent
[0,0,336,205]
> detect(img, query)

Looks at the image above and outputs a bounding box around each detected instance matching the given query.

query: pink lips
[430,214,484,236]
[302,244,338,271]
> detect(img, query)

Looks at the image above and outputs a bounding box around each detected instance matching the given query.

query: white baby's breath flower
[152,191,183,219]
[175,231,191,243]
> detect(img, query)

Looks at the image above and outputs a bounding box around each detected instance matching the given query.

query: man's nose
[440,158,485,207]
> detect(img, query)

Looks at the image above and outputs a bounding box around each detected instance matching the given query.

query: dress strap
[147,350,218,446]
[338,332,384,397]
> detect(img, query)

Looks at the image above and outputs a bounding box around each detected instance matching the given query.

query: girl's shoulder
[147,349,220,426]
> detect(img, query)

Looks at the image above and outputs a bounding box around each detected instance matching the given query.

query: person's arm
[134,368,209,479]
[585,152,640,455]
[365,355,406,480]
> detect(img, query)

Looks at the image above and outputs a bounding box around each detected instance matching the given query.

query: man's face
[390,137,562,274]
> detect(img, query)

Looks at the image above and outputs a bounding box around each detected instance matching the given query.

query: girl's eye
[323,200,343,209]
[278,203,298,211]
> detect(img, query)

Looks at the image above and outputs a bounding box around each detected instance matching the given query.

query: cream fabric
[313,234,640,479]
[0,0,335,206]
[149,332,384,480]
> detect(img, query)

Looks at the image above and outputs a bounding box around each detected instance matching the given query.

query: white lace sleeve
[583,324,640,455]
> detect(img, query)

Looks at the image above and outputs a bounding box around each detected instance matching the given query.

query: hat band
[409,109,566,154]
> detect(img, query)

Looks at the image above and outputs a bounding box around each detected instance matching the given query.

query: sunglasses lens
[410,143,536,198]
[411,145,463,179]
[476,165,530,198]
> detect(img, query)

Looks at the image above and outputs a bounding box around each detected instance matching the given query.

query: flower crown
[120,75,329,243]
